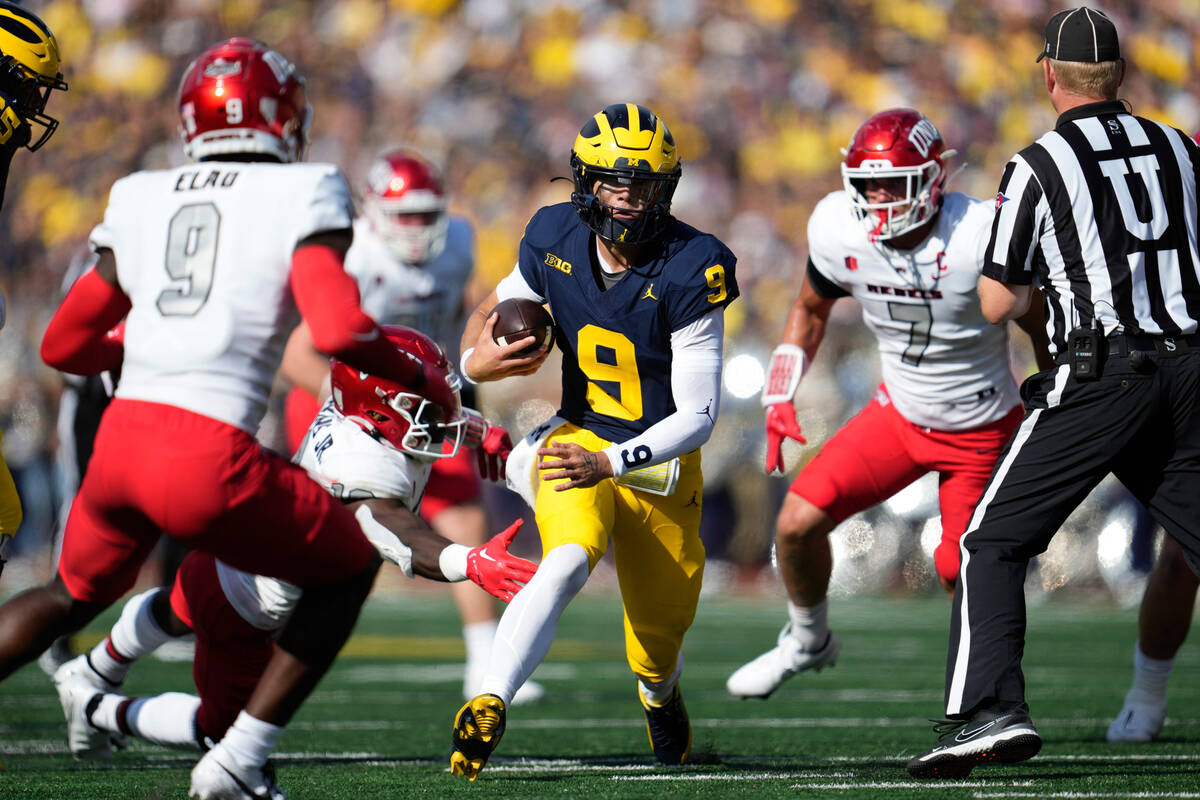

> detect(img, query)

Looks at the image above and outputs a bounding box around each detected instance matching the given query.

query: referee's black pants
[944,345,1200,718]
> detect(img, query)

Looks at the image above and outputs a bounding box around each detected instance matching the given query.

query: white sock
[217,711,284,770]
[638,655,683,706]
[479,543,590,704]
[1131,643,1173,701]
[463,620,499,689]
[118,692,202,749]
[90,589,171,685]
[786,598,829,651]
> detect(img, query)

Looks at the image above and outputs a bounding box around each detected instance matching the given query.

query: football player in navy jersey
[447,102,738,779]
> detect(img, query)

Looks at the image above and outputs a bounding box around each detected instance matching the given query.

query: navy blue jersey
[518,203,738,444]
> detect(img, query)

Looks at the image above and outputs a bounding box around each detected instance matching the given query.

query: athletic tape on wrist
[761,344,809,407]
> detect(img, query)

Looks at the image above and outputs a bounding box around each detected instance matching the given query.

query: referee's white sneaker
[1106,690,1166,742]
[726,624,840,699]
[907,707,1042,779]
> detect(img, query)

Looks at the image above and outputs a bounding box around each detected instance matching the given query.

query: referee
[909,7,1200,779]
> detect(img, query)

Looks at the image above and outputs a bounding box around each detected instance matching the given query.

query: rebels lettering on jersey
[518,203,738,444]
[344,216,474,362]
[984,103,1200,352]
[807,191,1019,431]
[92,162,354,432]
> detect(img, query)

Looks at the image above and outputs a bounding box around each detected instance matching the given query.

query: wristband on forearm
[761,344,809,407]
[459,347,477,385]
[439,543,470,582]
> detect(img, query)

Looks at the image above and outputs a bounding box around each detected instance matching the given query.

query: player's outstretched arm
[41,249,130,375]
[460,287,549,383]
[348,499,536,601]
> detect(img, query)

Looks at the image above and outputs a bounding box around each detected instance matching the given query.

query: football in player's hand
[490,298,554,357]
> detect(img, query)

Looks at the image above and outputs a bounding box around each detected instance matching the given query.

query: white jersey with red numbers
[92,162,354,433]
[217,398,432,629]
[345,215,474,362]
[807,190,1020,431]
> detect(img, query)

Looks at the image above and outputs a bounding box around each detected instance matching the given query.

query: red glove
[462,408,513,482]
[764,402,806,474]
[466,520,537,602]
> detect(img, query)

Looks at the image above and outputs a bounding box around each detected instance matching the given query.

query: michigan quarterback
[0,0,67,579]
[449,102,738,779]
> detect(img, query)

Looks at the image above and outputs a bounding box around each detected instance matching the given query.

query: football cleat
[640,684,692,766]
[53,655,125,759]
[450,693,506,781]
[907,707,1042,779]
[1106,690,1167,743]
[726,625,840,699]
[189,744,288,800]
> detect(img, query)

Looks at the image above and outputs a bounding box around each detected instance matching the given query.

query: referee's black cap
[1036,7,1121,63]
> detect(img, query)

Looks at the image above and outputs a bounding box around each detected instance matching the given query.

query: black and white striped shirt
[984,99,1200,355]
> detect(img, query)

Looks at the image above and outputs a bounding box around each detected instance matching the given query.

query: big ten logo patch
[546,253,572,274]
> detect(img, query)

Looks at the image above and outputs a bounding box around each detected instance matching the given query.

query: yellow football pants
[534,422,705,684]
[0,431,21,537]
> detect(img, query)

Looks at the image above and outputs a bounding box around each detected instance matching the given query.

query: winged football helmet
[841,108,956,241]
[571,102,681,245]
[363,150,449,264]
[0,1,66,150]
[329,325,465,459]
[178,37,311,163]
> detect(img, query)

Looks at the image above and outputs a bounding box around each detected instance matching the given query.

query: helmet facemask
[364,199,448,264]
[571,157,679,245]
[0,54,64,150]
[841,159,945,241]
[375,386,466,459]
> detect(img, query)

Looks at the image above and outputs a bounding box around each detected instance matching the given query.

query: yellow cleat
[450,693,507,781]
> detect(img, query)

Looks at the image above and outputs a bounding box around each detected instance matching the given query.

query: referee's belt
[1106,332,1200,356]
[1055,332,1200,365]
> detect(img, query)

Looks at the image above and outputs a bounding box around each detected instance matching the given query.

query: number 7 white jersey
[807,190,1020,431]
[91,161,354,432]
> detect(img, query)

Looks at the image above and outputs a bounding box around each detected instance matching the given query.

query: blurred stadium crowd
[0,0,1194,599]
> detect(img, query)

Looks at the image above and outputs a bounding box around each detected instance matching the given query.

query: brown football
[490,298,554,356]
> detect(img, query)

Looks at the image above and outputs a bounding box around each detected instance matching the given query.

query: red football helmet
[329,326,465,459]
[841,108,956,241]
[363,150,449,264]
[178,38,311,163]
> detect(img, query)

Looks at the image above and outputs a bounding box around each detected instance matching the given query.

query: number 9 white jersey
[807,191,1021,431]
[90,162,354,433]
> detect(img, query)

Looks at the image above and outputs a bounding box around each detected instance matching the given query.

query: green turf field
[1,588,1196,799]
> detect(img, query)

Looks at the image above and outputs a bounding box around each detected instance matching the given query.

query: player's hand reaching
[466,520,537,602]
[462,408,513,482]
[463,312,550,383]
[764,402,806,474]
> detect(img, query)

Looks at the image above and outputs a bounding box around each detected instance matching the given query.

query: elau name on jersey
[174,168,239,192]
